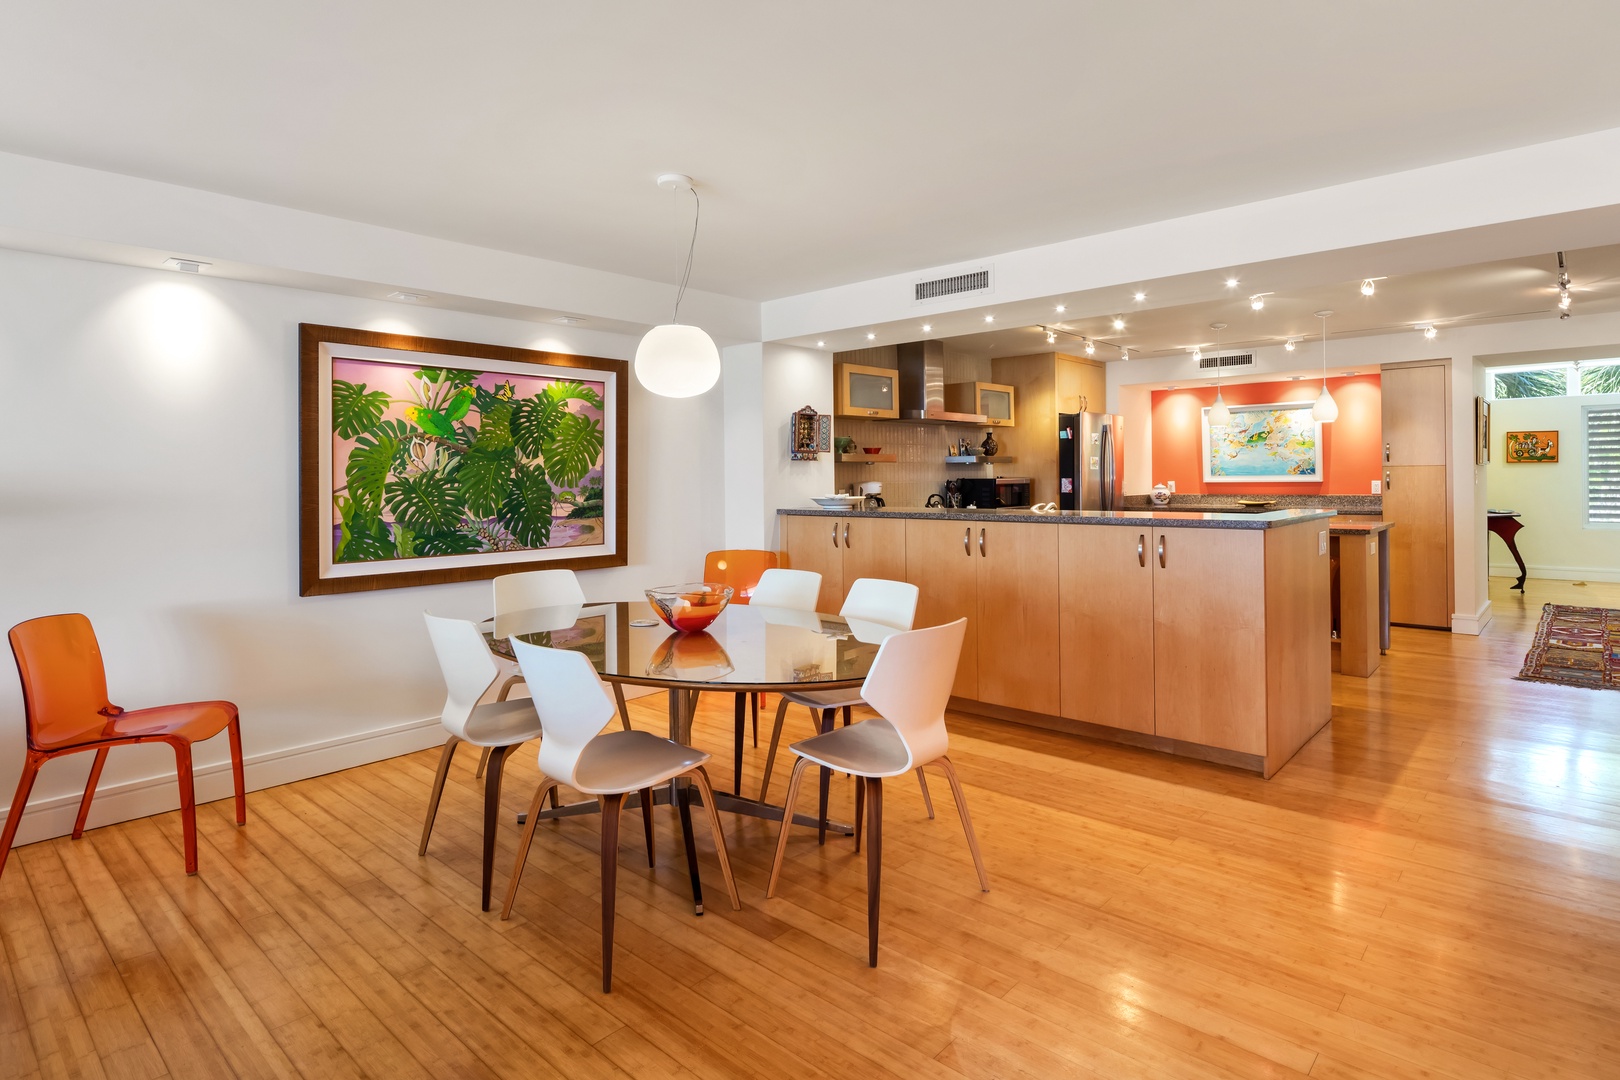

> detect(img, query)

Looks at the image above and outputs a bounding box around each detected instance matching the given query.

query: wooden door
[1381,362,1448,466]
[1151,528,1267,756]
[781,514,843,612]
[1384,464,1450,628]
[973,522,1060,714]
[840,517,907,602]
[904,519,980,699]
[1057,525,1155,734]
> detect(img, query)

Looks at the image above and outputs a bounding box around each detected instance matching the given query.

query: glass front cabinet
[834,363,900,418]
[945,381,1017,426]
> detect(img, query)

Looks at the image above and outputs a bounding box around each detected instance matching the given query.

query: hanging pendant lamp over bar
[1207,322,1231,428]
[1312,310,1338,423]
[635,174,720,398]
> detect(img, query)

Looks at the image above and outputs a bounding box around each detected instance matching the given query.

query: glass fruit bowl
[645,583,733,633]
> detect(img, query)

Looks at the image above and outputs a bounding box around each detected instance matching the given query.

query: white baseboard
[1451,599,1494,636]
[1490,562,1620,584]
[0,714,448,849]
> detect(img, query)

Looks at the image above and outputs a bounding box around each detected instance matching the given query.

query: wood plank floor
[4,576,1619,1079]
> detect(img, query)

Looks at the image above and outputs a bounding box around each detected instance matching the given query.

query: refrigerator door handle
[1099,422,1115,511]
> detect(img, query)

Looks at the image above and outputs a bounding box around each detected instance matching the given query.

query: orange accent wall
[1150,374,1382,494]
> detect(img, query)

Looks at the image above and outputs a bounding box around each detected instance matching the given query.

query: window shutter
[1590,406,1620,525]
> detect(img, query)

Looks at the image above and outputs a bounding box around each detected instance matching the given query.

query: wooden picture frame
[1474,397,1491,465]
[1504,429,1559,464]
[299,324,628,596]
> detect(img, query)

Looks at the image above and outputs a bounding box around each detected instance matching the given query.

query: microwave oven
[961,476,1033,509]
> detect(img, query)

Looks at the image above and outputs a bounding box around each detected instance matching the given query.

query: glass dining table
[486,600,897,833]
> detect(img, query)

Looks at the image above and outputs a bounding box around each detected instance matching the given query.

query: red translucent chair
[2,613,246,880]
[700,549,781,786]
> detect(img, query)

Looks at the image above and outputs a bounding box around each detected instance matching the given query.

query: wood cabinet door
[840,517,907,602]
[1058,525,1155,734]
[1151,528,1267,756]
[1384,464,1450,628]
[1381,362,1448,466]
[781,515,844,612]
[904,519,980,700]
[973,522,1060,714]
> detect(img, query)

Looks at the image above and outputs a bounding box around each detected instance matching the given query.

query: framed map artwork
[1201,401,1323,482]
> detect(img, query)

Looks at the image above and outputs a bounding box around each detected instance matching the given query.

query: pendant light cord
[672,189,700,324]
[1321,316,1329,387]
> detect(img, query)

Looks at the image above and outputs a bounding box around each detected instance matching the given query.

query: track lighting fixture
[1284,338,1298,351]
[1312,311,1337,423]
[1084,339,1095,355]
[1120,346,1130,362]
[1191,346,1202,362]
[1047,330,1057,344]
[1557,251,1573,318]
[1250,293,1271,311]
[1359,276,1386,297]
[1418,324,1437,340]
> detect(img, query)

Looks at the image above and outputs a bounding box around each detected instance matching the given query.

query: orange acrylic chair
[701,549,781,788]
[1,613,246,881]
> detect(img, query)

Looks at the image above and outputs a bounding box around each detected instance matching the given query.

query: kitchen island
[779,506,1335,778]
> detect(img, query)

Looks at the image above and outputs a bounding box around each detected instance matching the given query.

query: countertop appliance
[1059,411,1125,511]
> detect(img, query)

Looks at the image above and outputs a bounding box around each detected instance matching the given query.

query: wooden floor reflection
[3,577,1617,1078]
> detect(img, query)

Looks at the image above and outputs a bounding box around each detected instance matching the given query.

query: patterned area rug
[1516,604,1620,691]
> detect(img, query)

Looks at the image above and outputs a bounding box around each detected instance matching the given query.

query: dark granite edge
[777,506,1338,530]
[1123,493,1383,513]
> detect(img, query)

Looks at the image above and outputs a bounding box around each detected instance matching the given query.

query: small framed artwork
[299,324,627,596]
[1504,429,1559,463]
[1474,397,1491,464]
[1201,400,1323,482]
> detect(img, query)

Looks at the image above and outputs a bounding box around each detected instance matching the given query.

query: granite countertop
[1329,519,1393,534]
[778,506,1338,530]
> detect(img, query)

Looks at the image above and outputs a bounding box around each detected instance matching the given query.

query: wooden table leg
[817,707,834,846]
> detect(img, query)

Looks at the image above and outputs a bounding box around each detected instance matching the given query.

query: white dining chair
[758,578,935,823]
[501,639,741,992]
[478,568,630,780]
[766,618,987,967]
[419,613,548,911]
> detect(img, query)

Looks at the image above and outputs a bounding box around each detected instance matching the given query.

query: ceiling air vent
[914,267,992,303]
[1199,352,1254,371]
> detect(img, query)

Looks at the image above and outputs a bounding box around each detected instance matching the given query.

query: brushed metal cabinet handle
[1158,534,1166,569]
[1138,534,1146,567]
[978,528,986,557]
[832,523,839,548]
[844,522,850,548]
[1385,442,1391,464]
[1385,470,1392,489]
[963,527,971,556]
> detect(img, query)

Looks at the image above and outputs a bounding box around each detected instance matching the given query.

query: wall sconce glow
[129,280,224,395]
[162,257,210,273]
[634,324,720,398]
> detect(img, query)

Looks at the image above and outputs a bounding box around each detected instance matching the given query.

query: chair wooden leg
[854,776,865,854]
[843,705,852,727]
[227,715,247,826]
[934,757,990,891]
[613,683,632,731]
[475,746,491,779]
[638,787,656,868]
[687,767,741,910]
[481,744,512,912]
[675,779,704,915]
[600,792,625,992]
[500,777,556,919]
[72,748,110,839]
[732,693,746,796]
[171,741,198,875]
[0,752,45,882]
[751,693,760,746]
[495,674,522,701]
[916,767,935,820]
[866,776,883,967]
[758,697,792,803]
[419,736,460,856]
[766,757,812,898]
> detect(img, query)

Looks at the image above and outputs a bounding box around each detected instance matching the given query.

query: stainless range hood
[895,341,988,423]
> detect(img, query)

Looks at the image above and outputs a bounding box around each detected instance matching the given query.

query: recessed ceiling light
[816,340,825,347]
[1133,291,1146,302]
[1166,384,1178,390]
[163,258,210,273]
[922,324,932,332]
[1289,375,1304,381]
[388,290,428,302]
[1225,277,1239,288]
[984,314,995,323]
[551,315,587,325]
[1344,371,1359,376]
[1055,304,1066,313]
[1112,317,1126,330]
[866,332,876,340]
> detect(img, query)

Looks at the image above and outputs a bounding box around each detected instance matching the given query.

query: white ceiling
[4,2,1620,301]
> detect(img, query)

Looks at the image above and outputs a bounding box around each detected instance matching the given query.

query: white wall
[0,248,726,846]
[1487,392,1620,582]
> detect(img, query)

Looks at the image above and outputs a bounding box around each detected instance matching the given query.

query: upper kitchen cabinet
[1381,361,1448,466]
[945,381,1017,426]
[834,362,900,419]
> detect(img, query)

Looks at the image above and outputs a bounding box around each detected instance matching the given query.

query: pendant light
[1312,310,1338,422]
[1207,322,1231,427]
[634,174,720,398]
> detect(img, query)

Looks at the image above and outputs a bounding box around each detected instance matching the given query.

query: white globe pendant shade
[1312,384,1339,422]
[1208,390,1231,427]
[635,324,720,398]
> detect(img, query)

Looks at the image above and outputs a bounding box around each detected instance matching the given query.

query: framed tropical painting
[1201,400,1323,482]
[299,324,627,596]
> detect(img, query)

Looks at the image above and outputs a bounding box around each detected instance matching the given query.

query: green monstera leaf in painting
[345,431,400,518]
[332,380,391,439]
[546,380,604,410]
[544,411,604,488]
[415,529,485,555]
[385,472,465,534]
[458,445,516,519]
[499,464,554,548]
[508,396,559,458]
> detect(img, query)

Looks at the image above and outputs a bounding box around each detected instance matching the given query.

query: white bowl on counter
[810,495,865,509]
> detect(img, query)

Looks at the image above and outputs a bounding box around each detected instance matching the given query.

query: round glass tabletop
[486,601,897,691]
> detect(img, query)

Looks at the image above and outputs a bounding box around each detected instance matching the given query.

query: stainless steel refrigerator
[1058,412,1125,511]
